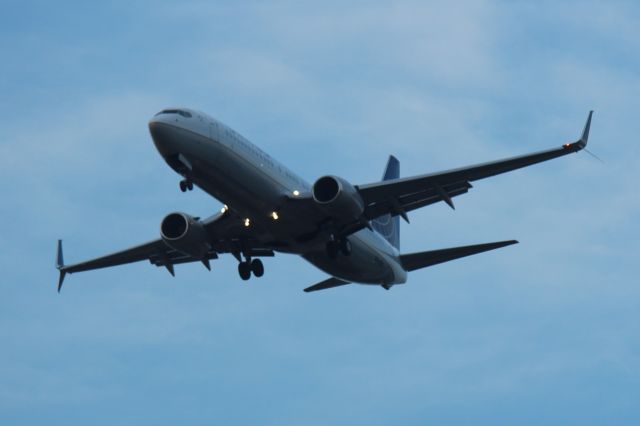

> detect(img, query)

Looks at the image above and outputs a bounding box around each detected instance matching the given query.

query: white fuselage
[148,109,407,286]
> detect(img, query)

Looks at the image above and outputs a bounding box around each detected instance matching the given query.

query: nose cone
[149,117,178,157]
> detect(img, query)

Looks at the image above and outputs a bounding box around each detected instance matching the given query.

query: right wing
[56,210,274,292]
[399,240,518,272]
[357,111,593,221]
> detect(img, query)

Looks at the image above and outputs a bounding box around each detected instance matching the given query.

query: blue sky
[1,1,639,424]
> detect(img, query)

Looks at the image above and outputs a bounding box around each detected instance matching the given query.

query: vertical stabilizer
[372,156,400,249]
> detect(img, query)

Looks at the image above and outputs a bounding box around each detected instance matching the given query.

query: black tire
[187,181,194,191]
[238,262,251,281]
[179,180,187,192]
[251,259,264,277]
[340,238,352,256]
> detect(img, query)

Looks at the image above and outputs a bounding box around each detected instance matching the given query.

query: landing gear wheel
[180,179,194,192]
[251,259,264,277]
[340,238,352,256]
[326,241,339,259]
[238,261,251,280]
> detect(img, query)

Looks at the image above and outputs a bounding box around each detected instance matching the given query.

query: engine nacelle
[312,175,365,219]
[160,212,211,259]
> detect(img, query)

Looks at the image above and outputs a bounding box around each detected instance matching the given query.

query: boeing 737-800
[56,109,593,292]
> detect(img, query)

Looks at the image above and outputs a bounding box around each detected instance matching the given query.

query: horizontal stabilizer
[56,240,66,293]
[304,277,350,293]
[400,240,518,272]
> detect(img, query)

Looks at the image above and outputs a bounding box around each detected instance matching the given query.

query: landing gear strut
[326,241,339,259]
[340,238,352,256]
[237,258,264,280]
[326,237,351,259]
[179,179,194,192]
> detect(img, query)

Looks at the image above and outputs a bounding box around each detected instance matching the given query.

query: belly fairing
[303,230,407,285]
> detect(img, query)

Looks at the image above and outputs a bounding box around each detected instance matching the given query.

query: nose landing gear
[179,179,194,192]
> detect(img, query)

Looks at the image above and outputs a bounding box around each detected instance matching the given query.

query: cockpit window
[155,109,192,118]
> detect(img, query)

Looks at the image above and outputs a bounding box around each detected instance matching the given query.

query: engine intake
[160,212,210,259]
[312,175,364,219]
[314,176,341,203]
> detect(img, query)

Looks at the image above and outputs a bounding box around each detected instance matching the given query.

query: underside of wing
[56,209,274,291]
[58,238,171,274]
[362,180,473,220]
[357,111,593,223]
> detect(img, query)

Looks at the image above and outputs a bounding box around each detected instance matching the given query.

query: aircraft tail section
[372,155,400,249]
[400,240,518,272]
[56,240,67,292]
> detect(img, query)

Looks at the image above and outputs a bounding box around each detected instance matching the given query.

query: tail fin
[372,155,400,249]
[56,239,66,293]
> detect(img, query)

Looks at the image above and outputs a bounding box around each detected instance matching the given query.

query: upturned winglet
[562,110,593,152]
[578,110,594,148]
[579,110,593,147]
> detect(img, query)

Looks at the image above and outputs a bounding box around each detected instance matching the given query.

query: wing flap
[358,144,584,204]
[56,209,275,291]
[59,239,167,274]
[358,112,593,222]
[363,181,472,219]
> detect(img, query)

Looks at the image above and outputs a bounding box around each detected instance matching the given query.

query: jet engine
[160,212,211,259]
[312,175,365,219]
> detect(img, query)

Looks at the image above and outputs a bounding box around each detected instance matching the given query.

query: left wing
[303,277,350,293]
[357,111,593,221]
[56,210,274,292]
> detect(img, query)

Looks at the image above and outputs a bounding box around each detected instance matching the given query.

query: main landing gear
[326,237,351,259]
[238,258,264,281]
[179,178,194,192]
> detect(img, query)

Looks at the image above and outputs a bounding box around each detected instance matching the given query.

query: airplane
[55,109,594,293]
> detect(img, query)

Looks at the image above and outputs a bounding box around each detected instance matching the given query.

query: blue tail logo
[372,155,400,249]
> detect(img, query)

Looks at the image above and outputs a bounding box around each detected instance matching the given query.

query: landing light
[221,204,229,213]
[271,211,279,220]
[563,143,571,149]
[292,190,300,197]
[244,218,251,227]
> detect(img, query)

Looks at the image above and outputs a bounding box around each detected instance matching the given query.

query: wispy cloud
[1,1,639,425]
